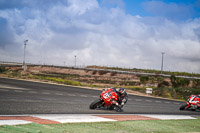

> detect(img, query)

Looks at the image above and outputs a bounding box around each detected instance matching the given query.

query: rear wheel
[89,99,102,109]
[179,103,188,110]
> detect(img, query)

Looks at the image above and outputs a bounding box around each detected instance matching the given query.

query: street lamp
[23,40,28,70]
[74,55,76,68]
[161,52,165,74]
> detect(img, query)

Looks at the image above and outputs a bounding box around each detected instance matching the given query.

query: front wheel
[114,105,123,112]
[179,103,188,110]
[89,99,102,109]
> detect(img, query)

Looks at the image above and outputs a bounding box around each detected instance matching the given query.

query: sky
[0,0,200,73]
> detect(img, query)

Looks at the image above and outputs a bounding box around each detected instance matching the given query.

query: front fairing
[100,90,119,106]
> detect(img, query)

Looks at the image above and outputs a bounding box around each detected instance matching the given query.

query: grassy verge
[0,118,200,133]
[33,75,84,86]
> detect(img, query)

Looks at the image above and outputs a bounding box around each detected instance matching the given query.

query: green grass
[1,118,200,133]
[33,75,83,86]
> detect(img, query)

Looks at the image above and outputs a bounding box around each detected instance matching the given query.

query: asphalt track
[0,77,199,115]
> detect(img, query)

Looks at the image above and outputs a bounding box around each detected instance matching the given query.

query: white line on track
[145,100,152,102]
[155,101,161,103]
[14,90,22,92]
[67,94,76,96]
[42,92,50,95]
[0,89,9,91]
[28,91,37,94]
[174,102,180,104]
[165,102,171,103]
[56,93,64,96]
[0,84,30,90]
[135,99,142,101]
[80,95,87,97]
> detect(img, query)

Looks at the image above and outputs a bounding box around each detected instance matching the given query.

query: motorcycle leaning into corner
[89,88,127,112]
[180,95,200,111]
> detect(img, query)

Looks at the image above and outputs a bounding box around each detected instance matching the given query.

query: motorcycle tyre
[114,105,123,112]
[108,106,114,110]
[89,99,102,109]
[179,103,188,110]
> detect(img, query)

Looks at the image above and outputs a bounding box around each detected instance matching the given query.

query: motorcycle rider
[189,95,200,109]
[103,87,128,110]
[116,88,128,108]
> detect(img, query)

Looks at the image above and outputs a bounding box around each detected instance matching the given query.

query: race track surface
[0,77,199,115]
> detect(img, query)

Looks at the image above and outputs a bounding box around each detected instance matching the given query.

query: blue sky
[98,0,200,19]
[0,0,200,73]
[125,0,199,18]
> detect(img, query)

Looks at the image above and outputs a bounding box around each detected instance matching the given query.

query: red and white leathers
[189,95,200,108]
[103,87,128,108]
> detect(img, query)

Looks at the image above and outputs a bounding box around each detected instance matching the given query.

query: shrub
[140,76,149,83]
[170,75,190,87]
[157,76,164,82]
[158,81,169,88]
[110,72,117,76]
[193,79,200,88]
[92,71,97,75]
[170,74,177,87]
[176,78,190,87]
[98,70,108,75]
[149,77,156,84]
[126,86,146,93]
[0,67,6,73]
[10,70,21,77]
[153,87,200,100]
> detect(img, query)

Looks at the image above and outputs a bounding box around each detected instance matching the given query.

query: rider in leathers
[116,88,128,108]
[104,87,128,111]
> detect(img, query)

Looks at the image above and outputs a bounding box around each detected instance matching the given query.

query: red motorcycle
[180,95,200,111]
[89,88,122,112]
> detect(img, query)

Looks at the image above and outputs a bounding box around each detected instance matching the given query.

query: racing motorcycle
[179,95,200,111]
[89,88,122,112]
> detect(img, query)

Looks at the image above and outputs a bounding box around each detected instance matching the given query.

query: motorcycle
[179,95,200,111]
[89,88,123,112]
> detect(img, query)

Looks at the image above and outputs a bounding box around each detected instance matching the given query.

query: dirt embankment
[5,66,164,88]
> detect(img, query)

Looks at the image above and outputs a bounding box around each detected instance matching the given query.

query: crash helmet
[118,88,126,95]
[110,87,116,90]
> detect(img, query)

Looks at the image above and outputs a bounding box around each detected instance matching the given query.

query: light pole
[74,55,76,68]
[23,40,28,70]
[161,52,165,74]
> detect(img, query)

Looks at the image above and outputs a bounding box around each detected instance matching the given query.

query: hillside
[0,65,200,100]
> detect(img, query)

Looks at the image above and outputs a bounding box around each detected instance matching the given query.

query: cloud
[0,0,200,73]
[99,0,125,9]
[0,17,15,48]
